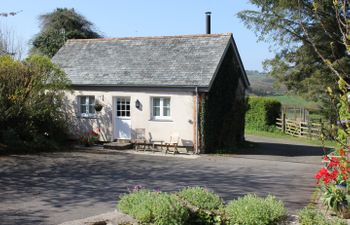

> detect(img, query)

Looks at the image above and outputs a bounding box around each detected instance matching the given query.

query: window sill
[149,119,173,122]
[77,115,97,119]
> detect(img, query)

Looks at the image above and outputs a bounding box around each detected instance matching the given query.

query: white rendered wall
[63,89,195,146]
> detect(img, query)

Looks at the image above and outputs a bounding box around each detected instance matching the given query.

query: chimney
[205,12,211,34]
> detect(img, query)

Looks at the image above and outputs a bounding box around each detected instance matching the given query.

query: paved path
[242,134,330,164]
[0,135,326,225]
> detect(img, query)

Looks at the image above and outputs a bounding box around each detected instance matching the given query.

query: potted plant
[94,101,103,112]
[315,150,350,218]
[79,130,99,147]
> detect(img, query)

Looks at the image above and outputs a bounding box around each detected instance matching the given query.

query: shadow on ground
[235,141,331,157]
[0,145,321,225]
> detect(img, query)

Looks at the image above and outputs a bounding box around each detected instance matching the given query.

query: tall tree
[0,25,23,59]
[31,8,102,57]
[238,1,350,121]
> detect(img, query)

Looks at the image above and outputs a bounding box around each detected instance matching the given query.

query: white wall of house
[63,89,195,147]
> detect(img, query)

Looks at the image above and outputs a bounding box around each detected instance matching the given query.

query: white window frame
[151,97,171,120]
[79,96,96,118]
[116,97,131,119]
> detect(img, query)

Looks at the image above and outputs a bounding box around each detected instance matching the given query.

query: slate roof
[52,33,243,88]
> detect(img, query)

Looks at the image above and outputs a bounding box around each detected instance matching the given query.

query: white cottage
[52,33,249,153]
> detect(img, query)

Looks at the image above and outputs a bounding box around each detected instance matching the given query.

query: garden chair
[165,132,180,154]
[134,128,147,151]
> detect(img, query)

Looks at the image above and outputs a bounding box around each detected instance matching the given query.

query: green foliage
[245,96,281,131]
[177,187,224,225]
[298,206,347,225]
[79,130,99,146]
[335,78,350,144]
[238,1,350,120]
[32,29,67,58]
[117,189,189,225]
[322,187,347,213]
[225,194,286,225]
[199,95,206,151]
[118,188,291,225]
[202,46,246,152]
[31,8,101,57]
[0,55,70,152]
[177,187,223,211]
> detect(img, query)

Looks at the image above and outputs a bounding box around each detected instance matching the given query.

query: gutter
[71,84,210,92]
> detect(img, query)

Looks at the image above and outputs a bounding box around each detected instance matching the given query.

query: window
[79,96,95,117]
[116,97,130,117]
[152,97,171,120]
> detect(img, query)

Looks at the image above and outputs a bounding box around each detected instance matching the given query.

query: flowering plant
[79,130,99,146]
[315,148,350,216]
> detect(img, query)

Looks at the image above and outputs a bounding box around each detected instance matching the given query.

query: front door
[114,97,131,140]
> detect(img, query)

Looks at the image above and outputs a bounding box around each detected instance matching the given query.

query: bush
[177,187,223,210]
[245,96,281,131]
[117,188,290,225]
[117,189,189,225]
[177,187,224,224]
[298,206,346,225]
[225,194,286,225]
[0,55,70,152]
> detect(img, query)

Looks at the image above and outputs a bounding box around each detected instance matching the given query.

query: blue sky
[1,0,273,71]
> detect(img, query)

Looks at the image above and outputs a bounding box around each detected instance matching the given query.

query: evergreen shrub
[0,55,70,152]
[298,206,346,225]
[225,194,286,225]
[177,187,224,224]
[245,96,281,131]
[117,189,189,225]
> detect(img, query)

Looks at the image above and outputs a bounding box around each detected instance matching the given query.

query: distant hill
[246,70,286,96]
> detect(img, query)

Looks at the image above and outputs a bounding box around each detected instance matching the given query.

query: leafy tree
[0,55,71,152]
[238,1,350,122]
[239,1,350,146]
[31,8,102,57]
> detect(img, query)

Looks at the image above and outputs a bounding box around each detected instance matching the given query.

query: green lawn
[245,129,338,149]
[269,95,320,110]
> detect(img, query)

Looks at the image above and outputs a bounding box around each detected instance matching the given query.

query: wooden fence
[276,115,323,139]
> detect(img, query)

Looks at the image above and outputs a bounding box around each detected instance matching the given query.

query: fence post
[282,113,286,134]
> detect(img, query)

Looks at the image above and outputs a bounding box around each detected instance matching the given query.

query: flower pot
[94,103,103,112]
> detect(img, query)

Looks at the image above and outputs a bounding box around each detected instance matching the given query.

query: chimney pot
[205,12,211,34]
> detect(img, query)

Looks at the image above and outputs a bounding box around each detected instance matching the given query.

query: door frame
[113,96,132,140]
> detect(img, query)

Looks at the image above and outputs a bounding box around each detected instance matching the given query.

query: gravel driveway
[0,135,325,225]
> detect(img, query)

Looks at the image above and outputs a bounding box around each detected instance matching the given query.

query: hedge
[245,96,281,131]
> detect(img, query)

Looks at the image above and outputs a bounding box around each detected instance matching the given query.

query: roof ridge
[66,33,232,42]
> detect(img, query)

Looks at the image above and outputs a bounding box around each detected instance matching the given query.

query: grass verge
[245,129,337,149]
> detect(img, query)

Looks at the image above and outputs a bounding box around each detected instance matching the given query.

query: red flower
[331,169,338,180]
[328,157,340,168]
[340,149,346,156]
[323,176,331,184]
[315,167,328,180]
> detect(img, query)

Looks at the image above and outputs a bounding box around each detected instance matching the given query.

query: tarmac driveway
[0,135,326,225]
